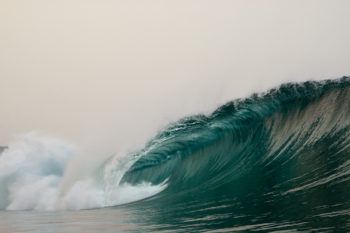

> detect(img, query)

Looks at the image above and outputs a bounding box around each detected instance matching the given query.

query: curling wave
[120,76,350,231]
[1,77,350,231]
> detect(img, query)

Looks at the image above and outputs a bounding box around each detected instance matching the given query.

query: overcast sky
[1,0,350,155]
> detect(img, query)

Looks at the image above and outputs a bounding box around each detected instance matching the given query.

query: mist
[1,0,350,158]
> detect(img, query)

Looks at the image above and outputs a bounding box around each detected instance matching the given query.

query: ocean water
[1,77,350,232]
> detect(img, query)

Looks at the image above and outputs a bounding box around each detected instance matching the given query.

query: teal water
[1,77,350,232]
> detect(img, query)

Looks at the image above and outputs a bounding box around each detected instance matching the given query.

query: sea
[1,77,350,232]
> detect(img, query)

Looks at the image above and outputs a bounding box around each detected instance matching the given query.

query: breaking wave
[0,133,165,210]
[120,76,350,231]
[1,77,350,231]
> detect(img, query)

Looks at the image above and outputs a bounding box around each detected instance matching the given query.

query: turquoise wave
[120,77,350,232]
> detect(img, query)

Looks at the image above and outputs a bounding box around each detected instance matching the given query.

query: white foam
[0,132,165,211]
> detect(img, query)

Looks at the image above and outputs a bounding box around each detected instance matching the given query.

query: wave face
[120,77,350,232]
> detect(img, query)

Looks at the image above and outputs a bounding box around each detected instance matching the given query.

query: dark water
[2,77,350,232]
[121,76,350,232]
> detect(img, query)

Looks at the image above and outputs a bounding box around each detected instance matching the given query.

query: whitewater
[0,133,166,210]
[1,77,350,232]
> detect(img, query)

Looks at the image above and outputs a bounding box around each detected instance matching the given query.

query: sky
[1,0,350,156]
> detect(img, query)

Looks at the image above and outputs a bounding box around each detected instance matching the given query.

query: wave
[1,76,350,229]
[122,76,350,189]
[118,76,350,230]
